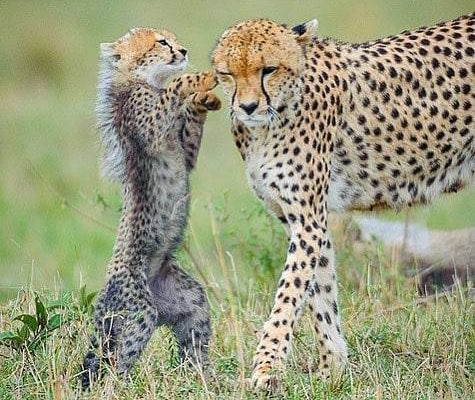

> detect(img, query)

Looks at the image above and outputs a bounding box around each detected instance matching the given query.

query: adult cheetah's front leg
[251,201,347,389]
[307,233,347,378]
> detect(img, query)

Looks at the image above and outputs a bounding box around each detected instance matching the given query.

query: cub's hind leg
[81,267,157,389]
[113,272,158,374]
[148,257,211,366]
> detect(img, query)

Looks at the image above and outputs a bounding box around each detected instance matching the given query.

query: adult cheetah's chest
[244,141,283,207]
[245,148,272,201]
[243,131,305,220]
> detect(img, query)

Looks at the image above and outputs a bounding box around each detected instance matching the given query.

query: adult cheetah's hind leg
[80,269,158,389]
[148,258,211,367]
[307,238,348,379]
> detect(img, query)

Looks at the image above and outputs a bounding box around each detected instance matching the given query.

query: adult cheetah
[81,28,220,388]
[212,14,474,389]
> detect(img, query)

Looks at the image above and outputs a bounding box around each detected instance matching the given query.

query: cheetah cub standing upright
[81,28,220,389]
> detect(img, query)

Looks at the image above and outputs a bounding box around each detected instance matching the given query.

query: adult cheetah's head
[212,19,317,127]
[100,27,188,88]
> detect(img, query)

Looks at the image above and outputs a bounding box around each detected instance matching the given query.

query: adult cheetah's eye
[157,39,168,46]
[262,66,278,76]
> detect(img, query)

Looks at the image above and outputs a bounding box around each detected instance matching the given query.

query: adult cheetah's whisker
[267,106,282,124]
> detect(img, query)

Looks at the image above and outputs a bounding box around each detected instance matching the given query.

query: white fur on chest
[244,144,278,205]
[246,151,268,200]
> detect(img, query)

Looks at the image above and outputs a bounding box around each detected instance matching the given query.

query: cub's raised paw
[196,71,218,92]
[192,92,221,111]
[202,92,221,111]
[174,71,217,98]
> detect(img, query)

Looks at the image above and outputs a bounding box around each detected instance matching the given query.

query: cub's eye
[157,39,168,46]
[262,66,278,76]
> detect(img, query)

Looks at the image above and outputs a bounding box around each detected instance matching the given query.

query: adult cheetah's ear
[291,19,318,43]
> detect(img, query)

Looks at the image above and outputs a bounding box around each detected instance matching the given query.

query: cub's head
[100,27,188,88]
[212,19,317,127]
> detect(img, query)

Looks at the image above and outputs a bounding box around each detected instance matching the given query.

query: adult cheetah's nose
[239,102,259,115]
[179,48,188,56]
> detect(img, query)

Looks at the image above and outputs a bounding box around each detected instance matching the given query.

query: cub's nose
[179,48,188,56]
[239,102,258,115]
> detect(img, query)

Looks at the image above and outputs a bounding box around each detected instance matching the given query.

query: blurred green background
[1,0,474,299]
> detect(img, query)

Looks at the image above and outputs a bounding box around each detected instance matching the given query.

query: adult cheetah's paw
[250,366,281,393]
[314,351,347,381]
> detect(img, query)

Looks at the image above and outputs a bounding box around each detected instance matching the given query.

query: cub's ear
[100,42,121,62]
[291,19,318,43]
[100,42,114,54]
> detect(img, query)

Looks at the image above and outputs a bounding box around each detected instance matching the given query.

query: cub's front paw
[196,71,218,92]
[192,92,221,111]
[176,72,217,98]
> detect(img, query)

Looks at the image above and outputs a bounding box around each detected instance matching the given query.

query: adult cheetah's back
[326,13,474,211]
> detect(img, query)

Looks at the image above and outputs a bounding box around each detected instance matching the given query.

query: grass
[0,0,474,398]
[1,0,474,298]
[0,209,473,399]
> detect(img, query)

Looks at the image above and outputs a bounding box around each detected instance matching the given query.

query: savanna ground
[0,1,474,398]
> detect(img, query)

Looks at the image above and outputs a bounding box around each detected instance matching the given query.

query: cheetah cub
[81,27,220,389]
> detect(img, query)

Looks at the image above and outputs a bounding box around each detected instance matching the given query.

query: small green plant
[78,285,97,315]
[230,201,287,280]
[0,294,64,352]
